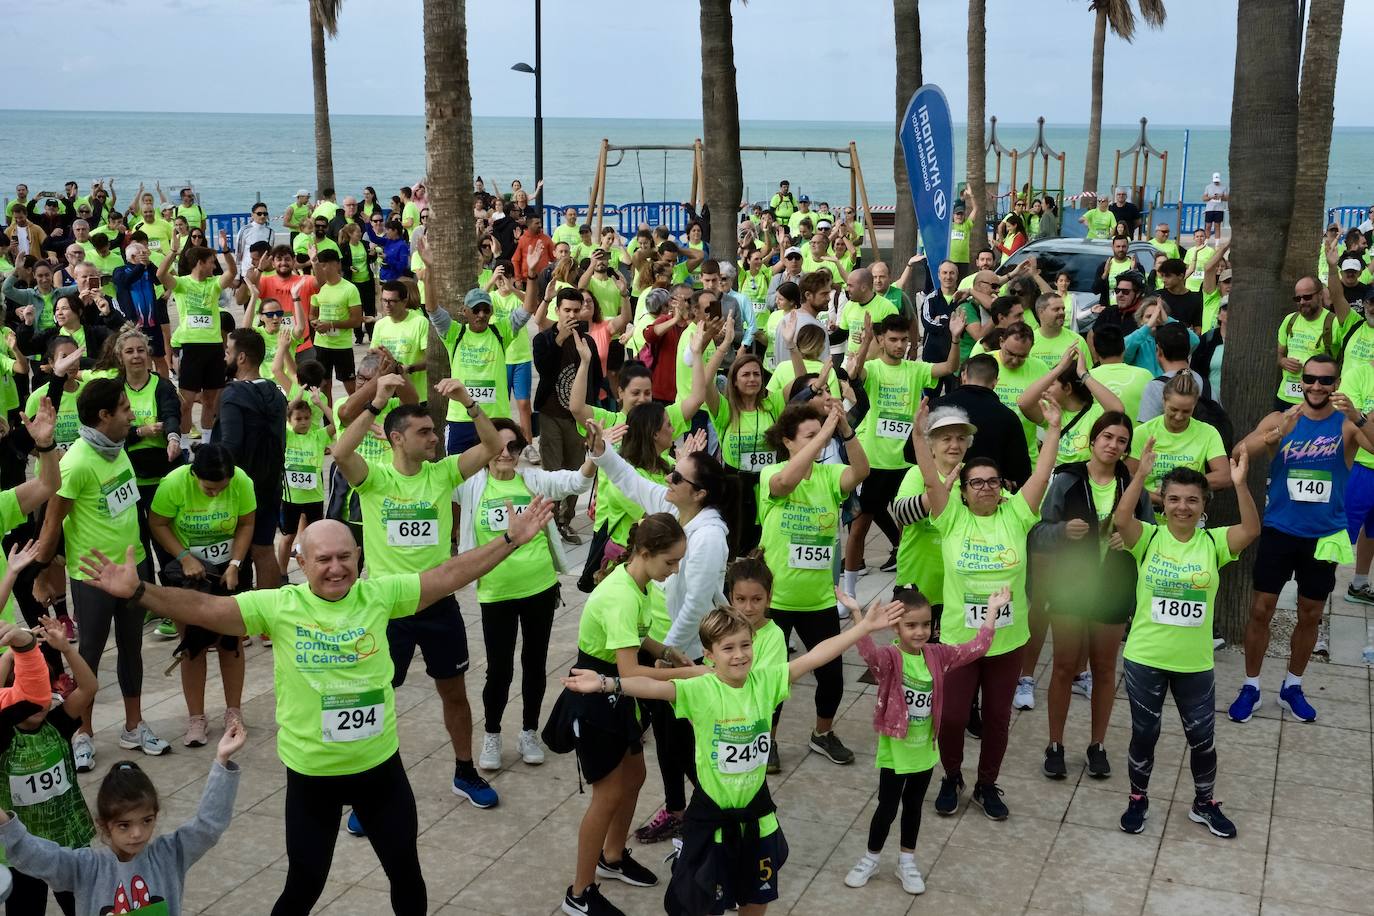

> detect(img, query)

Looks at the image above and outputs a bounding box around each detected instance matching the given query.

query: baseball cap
[815,219,833,229]
[1211,172,1222,183]
[464,288,493,310]
[296,188,310,197]
[1342,258,1363,273]
[1218,268,1233,282]
[799,195,811,203]
[784,246,802,258]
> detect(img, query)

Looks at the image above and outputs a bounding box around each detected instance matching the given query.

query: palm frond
[311,0,343,38]
[1090,0,1166,43]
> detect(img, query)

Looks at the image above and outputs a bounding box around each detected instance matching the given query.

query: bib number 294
[321,690,385,742]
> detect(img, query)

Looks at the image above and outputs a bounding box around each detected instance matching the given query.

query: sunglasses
[262,311,284,318]
[1292,293,1317,302]
[966,476,1002,491]
[1302,373,1337,386]
[667,469,703,490]
[785,254,801,260]
[1113,286,1135,294]
[470,306,492,315]
[371,218,383,223]
[253,210,268,216]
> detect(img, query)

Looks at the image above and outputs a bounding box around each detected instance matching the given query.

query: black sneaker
[1119,794,1149,834]
[1189,798,1237,838]
[1042,743,1067,780]
[972,782,1009,820]
[1086,743,1111,779]
[562,883,625,916]
[765,742,781,775]
[966,701,983,740]
[596,848,659,887]
[879,549,898,572]
[934,773,964,816]
[809,730,855,765]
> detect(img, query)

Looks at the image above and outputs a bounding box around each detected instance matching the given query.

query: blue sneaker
[453,771,499,808]
[346,810,365,837]
[1278,683,1317,722]
[1227,685,1261,723]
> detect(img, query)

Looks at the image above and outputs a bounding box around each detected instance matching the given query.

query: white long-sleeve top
[591,446,728,660]
[454,466,594,579]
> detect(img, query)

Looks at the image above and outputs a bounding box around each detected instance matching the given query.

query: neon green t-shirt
[710,399,778,473]
[858,359,934,470]
[150,465,255,564]
[313,279,362,351]
[1129,416,1225,493]
[237,574,422,776]
[371,309,432,398]
[876,651,938,775]
[764,358,840,409]
[758,462,844,612]
[1124,523,1236,673]
[334,401,395,468]
[57,440,144,579]
[1055,400,1106,465]
[0,491,25,626]
[1340,366,1374,471]
[993,351,1045,459]
[402,202,421,231]
[949,217,975,264]
[1083,208,1114,240]
[1089,362,1153,425]
[551,224,581,248]
[1029,328,1085,375]
[587,274,622,320]
[894,466,956,598]
[24,380,83,453]
[284,425,331,504]
[841,296,898,358]
[492,289,532,365]
[1277,310,1334,404]
[292,234,341,259]
[577,564,651,664]
[172,275,223,345]
[753,620,787,670]
[473,473,558,603]
[933,495,1037,656]
[354,457,464,578]
[443,319,512,422]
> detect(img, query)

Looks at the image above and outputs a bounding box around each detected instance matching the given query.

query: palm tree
[699,0,743,260]
[309,0,343,197]
[1280,0,1345,293]
[421,0,477,419]
[1215,0,1300,640]
[892,0,923,265]
[1081,0,1165,194]
[965,0,988,259]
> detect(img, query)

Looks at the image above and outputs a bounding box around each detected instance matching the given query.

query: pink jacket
[856,627,994,740]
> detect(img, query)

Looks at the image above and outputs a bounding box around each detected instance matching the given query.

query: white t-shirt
[1203,183,1228,213]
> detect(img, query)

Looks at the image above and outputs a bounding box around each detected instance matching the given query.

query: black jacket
[532,326,602,417]
[1190,328,1223,382]
[666,782,784,916]
[932,383,1032,488]
[123,373,184,482]
[214,377,286,487]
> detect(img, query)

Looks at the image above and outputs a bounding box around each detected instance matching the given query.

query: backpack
[1154,371,1235,452]
[1281,309,1337,359]
[450,321,505,357]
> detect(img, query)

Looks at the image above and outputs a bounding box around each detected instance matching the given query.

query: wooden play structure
[986,116,1068,214]
[1112,117,1168,212]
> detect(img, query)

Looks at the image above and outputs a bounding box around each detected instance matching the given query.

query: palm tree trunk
[892,0,923,266]
[1082,5,1108,194]
[1215,0,1301,641]
[699,0,742,265]
[422,0,477,433]
[309,2,335,197]
[1280,0,1344,293]
[965,0,988,258]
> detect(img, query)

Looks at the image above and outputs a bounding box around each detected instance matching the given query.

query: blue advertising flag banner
[899,84,955,270]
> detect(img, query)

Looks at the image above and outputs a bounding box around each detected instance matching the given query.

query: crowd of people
[0,170,1362,916]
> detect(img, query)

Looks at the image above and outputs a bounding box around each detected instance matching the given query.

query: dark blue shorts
[712,825,787,911]
[389,594,469,683]
[1345,463,1374,541]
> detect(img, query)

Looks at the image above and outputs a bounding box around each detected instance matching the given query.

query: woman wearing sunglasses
[455,418,596,772]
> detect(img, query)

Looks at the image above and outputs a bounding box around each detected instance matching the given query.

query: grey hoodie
[0,759,240,916]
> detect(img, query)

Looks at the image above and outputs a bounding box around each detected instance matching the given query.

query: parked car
[996,238,1158,292]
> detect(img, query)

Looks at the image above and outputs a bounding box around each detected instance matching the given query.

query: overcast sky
[11,0,1371,126]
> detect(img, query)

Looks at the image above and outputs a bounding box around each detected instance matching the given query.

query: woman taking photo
[759,400,868,769]
[543,513,700,916]
[996,213,1028,259]
[457,418,596,771]
[148,443,255,748]
[1032,411,1152,780]
[1113,439,1258,838]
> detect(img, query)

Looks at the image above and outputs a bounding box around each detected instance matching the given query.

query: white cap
[1211,172,1222,183]
[1342,258,1363,273]
[926,412,978,436]
[718,261,737,278]
[296,188,310,197]
[784,246,802,257]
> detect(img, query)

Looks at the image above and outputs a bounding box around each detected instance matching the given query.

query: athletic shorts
[253,485,282,547]
[1346,463,1374,541]
[313,346,356,383]
[279,500,324,535]
[388,594,469,684]
[145,328,166,359]
[178,342,226,392]
[1204,210,1225,224]
[506,361,532,401]
[857,467,906,516]
[715,826,787,911]
[447,420,479,456]
[1253,526,1337,601]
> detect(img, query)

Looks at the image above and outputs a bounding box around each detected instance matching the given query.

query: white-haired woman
[891,405,976,607]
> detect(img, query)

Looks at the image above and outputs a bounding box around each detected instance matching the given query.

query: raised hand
[1137,435,1157,479]
[675,428,708,462]
[433,377,471,404]
[21,397,56,449]
[1230,446,1249,488]
[506,494,554,545]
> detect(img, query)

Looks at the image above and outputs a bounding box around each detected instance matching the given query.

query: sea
[3,110,1370,217]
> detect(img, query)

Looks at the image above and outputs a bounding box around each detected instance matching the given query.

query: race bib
[468,381,498,405]
[788,541,833,570]
[190,539,232,564]
[286,467,319,491]
[1191,270,1205,282]
[1284,380,1304,399]
[484,500,529,532]
[321,690,385,742]
[1287,469,1331,503]
[186,313,215,329]
[876,415,913,440]
[903,685,933,720]
[1150,590,1206,627]
[386,507,439,546]
[964,594,1014,630]
[9,759,70,807]
[102,471,138,518]
[717,731,770,775]
[280,314,294,330]
[737,451,775,472]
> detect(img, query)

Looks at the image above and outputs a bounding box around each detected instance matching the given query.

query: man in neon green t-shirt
[370,281,433,400]
[74,492,553,913]
[157,230,236,440]
[308,249,364,395]
[948,186,980,277]
[1080,196,1115,241]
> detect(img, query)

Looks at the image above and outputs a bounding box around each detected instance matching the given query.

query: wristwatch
[228,559,243,568]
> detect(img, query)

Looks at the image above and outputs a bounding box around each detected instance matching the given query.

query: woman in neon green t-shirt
[1112,440,1258,838]
[148,444,256,749]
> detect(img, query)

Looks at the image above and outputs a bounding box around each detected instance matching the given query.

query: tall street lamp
[511,0,543,213]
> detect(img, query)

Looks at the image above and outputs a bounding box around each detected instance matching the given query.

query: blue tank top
[1265,411,1348,538]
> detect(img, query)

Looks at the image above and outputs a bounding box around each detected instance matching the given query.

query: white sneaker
[1071,670,1093,699]
[896,859,925,895]
[119,722,170,756]
[1013,677,1036,711]
[73,733,95,772]
[478,732,501,771]
[844,855,879,888]
[517,729,545,765]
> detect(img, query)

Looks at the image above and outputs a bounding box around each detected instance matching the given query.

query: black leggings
[6,868,75,916]
[273,752,425,916]
[479,584,559,732]
[71,562,150,699]
[867,767,933,852]
[647,698,697,812]
[769,607,843,719]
